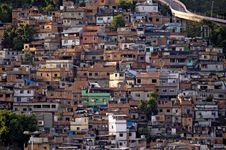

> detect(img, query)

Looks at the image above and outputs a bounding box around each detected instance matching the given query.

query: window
[137,79,141,84]
[34,105,41,108]
[51,105,56,108]
[95,73,98,76]
[170,89,174,93]
[129,133,132,136]
[152,79,157,83]
[167,109,170,113]
[156,18,159,22]
[20,90,23,94]
[219,94,223,98]
[135,93,140,97]
[119,133,123,137]
[27,90,30,94]
[115,74,118,77]
[17,97,21,102]
[43,105,50,108]
[89,73,92,76]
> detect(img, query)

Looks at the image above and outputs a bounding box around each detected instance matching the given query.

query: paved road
[164,0,187,12]
[158,0,226,24]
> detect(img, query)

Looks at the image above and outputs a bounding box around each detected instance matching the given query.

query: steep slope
[180,0,226,18]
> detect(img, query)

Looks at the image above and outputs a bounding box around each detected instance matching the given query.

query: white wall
[109,73,125,88]
[62,38,80,47]
[96,16,113,25]
[108,114,127,134]
[14,89,35,97]
[136,5,158,13]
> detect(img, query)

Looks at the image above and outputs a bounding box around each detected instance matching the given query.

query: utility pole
[211,1,214,17]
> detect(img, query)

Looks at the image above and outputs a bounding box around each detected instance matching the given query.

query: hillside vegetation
[0,0,63,23]
[180,0,226,18]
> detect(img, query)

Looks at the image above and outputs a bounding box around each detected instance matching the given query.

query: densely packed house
[0,0,226,149]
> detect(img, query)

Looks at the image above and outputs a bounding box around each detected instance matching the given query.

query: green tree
[2,24,35,50]
[185,21,203,37]
[0,4,12,23]
[139,92,158,120]
[154,0,172,16]
[111,14,125,29]
[118,0,135,11]
[0,0,61,13]
[0,110,38,149]
[138,127,151,142]
[206,95,213,102]
[186,20,226,56]
[203,21,226,56]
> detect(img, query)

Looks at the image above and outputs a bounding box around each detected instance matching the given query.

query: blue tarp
[127,120,136,129]
[23,78,36,84]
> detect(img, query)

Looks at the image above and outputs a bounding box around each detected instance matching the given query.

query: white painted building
[119,42,135,50]
[34,32,56,40]
[0,50,19,60]
[199,62,224,72]
[108,113,128,148]
[109,73,125,88]
[14,88,35,103]
[40,60,73,71]
[61,27,83,47]
[70,117,89,132]
[96,16,113,25]
[194,102,218,127]
[13,102,59,113]
[135,0,158,13]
